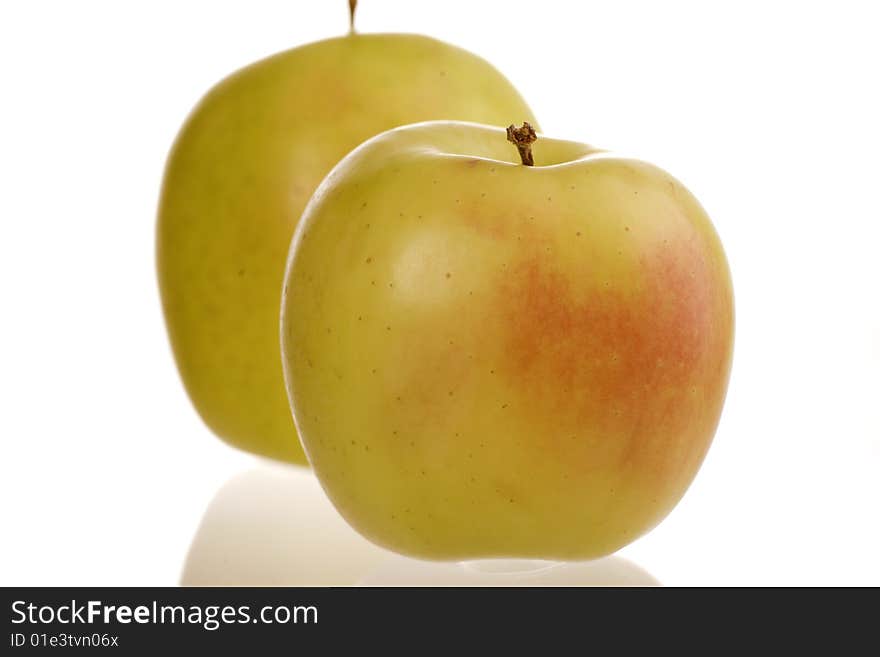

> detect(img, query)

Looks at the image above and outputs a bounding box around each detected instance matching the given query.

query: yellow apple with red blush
[281,121,734,559]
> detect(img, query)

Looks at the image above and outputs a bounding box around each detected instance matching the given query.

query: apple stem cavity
[506,122,537,166]
[349,0,358,33]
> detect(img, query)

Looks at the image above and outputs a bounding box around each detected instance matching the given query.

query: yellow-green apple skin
[157,35,537,463]
[281,121,734,559]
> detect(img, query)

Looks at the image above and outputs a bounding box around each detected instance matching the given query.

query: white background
[1,0,878,586]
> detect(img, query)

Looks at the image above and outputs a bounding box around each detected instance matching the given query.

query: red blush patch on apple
[498,238,721,478]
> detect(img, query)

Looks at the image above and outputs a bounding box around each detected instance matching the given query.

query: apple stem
[349,0,357,33]
[506,122,537,166]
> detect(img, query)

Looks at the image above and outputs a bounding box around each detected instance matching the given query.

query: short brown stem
[349,0,357,32]
[506,122,537,166]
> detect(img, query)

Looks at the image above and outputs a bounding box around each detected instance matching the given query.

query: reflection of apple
[282,121,734,560]
[181,464,658,586]
[157,6,537,464]
[359,556,660,586]
[181,465,389,586]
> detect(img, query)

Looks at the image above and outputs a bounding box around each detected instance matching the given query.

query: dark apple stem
[349,0,357,32]
[506,122,537,166]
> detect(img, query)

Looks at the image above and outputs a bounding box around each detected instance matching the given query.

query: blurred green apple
[282,121,733,559]
[157,6,537,463]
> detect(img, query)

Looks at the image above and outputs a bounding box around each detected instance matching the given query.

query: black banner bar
[2,587,875,653]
